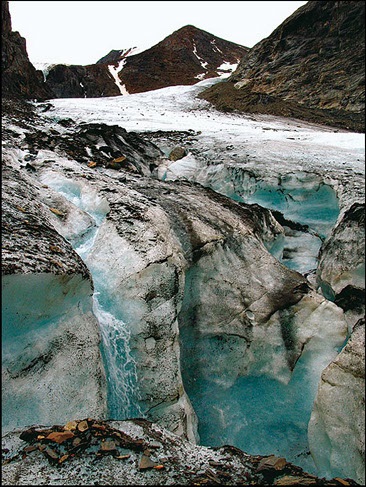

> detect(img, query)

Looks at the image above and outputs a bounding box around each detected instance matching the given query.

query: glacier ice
[2,273,107,433]
[2,79,364,483]
[39,174,144,421]
[308,320,365,484]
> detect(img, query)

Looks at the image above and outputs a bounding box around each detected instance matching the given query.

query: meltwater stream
[44,176,143,420]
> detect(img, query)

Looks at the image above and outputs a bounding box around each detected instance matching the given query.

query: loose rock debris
[2,418,361,485]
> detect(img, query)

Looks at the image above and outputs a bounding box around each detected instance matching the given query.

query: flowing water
[44,176,143,419]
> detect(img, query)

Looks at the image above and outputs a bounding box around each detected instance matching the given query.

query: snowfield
[41,77,364,176]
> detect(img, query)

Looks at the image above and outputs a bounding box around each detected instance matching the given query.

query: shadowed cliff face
[43,25,248,98]
[199,1,365,132]
[44,63,121,98]
[1,1,52,100]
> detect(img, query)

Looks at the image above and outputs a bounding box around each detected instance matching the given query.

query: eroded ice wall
[178,228,347,474]
[37,165,199,443]
[308,319,365,484]
[35,158,350,476]
[317,202,365,328]
[2,273,106,432]
[162,153,363,480]
[164,160,340,275]
[2,164,107,433]
[310,203,365,484]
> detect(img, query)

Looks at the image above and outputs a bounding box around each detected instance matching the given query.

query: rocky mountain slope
[199,1,365,132]
[1,1,52,100]
[42,24,248,98]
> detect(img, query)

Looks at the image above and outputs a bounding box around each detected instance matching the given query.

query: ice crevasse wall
[163,152,365,482]
[2,163,108,432]
[2,141,364,484]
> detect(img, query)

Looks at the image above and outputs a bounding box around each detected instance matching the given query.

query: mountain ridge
[198,0,365,132]
[1,1,52,100]
[42,24,249,98]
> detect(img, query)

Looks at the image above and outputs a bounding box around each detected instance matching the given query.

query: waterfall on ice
[43,176,143,419]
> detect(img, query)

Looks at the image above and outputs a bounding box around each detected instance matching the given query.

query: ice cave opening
[194,167,340,276]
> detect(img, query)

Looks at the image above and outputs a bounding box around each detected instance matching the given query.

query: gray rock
[1,418,353,486]
[169,146,187,161]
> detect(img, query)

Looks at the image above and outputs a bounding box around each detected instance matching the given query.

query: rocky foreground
[2,418,360,486]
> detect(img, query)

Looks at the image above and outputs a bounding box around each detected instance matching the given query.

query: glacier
[2,78,364,483]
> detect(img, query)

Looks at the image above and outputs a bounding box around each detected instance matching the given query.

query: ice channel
[43,169,344,478]
[173,166,343,475]
[208,168,339,275]
[179,316,345,476]
[42,175,143,419]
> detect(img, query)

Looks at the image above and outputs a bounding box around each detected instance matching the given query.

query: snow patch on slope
[108,59,129,95]
[193,41,208,69]
[217,60,239,78]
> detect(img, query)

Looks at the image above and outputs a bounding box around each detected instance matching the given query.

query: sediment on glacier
[3,418,361,486]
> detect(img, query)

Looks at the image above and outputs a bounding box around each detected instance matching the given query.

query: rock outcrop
[43,63,121,98]
[42,25,248,98]
[199,1,365,132]
[1,1,52,100]
[22,116,165,176]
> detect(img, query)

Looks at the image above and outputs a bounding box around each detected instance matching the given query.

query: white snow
[108,59,129,95]
[42,78,364,178]
[195,72,207,80]
[33,62,57,81]
[217,60,239,77]
[192,41,208,70]
[210,39,223,54]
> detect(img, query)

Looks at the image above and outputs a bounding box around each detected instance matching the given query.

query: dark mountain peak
[171,24,216,39]
[45,24,249,98]
[116,25,248,94]
[175,24,202,34]
[2,0,12,35]
[96,47,138,65]
[160,24,246,50]
[199,0,365,132]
